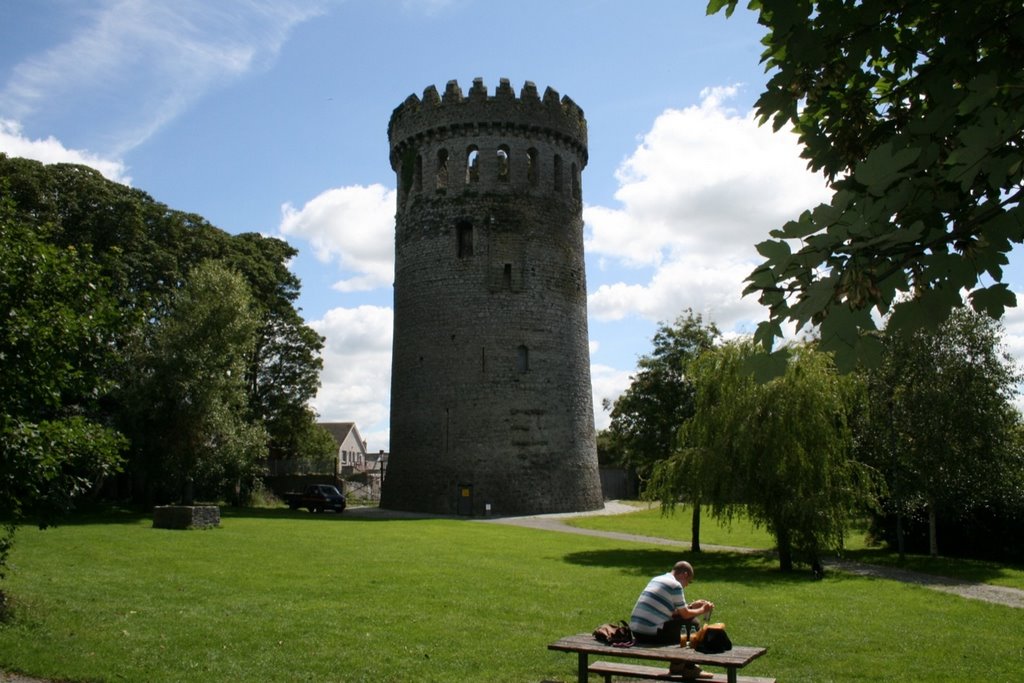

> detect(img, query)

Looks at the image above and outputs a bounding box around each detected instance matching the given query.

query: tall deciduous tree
[856,308,1022,557]
[651,341,876,571]
[123,261,267,504]
[0,155,329,497]
[0,192,125,589]
[603,311,721,477]
[709,1,1024,371]
[602,311,720,549]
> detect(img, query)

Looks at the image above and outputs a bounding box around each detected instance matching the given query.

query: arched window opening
[503,263,512,289]
[571,162,580,200]
[413,154,423,192]
[466,145,480,184]
[516,345,529,373]
[526,148,538,186]
[496,145,510,181]
[436,149,449,191]
[457,220,474,258]
[553,155,563,192]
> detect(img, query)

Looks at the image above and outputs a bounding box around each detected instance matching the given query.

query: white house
[319,422,369,475]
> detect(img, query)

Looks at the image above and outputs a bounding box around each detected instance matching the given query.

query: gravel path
[1,674,56,683]
[825,559,1024,608]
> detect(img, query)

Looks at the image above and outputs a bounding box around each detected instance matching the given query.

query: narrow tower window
[503,263,512,289]
[466,145,479,184]
[571,162,580,200]
[414,154,423,192]
[516,345,529,373]
[526,148,538,186]
[457,221,474,258]
[496,145,510,181]
[436,149,449,191]
[553,154,563,192]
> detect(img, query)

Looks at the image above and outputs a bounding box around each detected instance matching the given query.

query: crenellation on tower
[381,77,603,516]
[388,78,588,193]
[495,77,515,100]
[422,84,441,106]
[443,79,464,102]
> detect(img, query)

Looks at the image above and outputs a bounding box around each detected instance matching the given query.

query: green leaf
[818,305,875,373]
[745,263,778,291]
[887,288,963,336]
[754,238,792,261]
[854,143,922,196]
[790,279,838,328]
[985,208,1024,244]
[969,284,1017,320]
[866,220,925,250]
[752,319,783,352]
[742,347,790,383]
[706,0,736,17]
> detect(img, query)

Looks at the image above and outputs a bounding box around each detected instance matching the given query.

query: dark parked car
[285,484,347,513]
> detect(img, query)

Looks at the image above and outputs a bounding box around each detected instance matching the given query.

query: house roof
[319,422,367,455]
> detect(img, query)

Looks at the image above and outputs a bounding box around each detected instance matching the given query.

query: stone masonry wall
[152,505,221,529]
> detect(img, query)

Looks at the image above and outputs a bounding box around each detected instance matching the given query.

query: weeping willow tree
[650,340,878,571]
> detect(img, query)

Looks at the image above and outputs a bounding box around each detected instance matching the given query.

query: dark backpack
[593,620,636,647]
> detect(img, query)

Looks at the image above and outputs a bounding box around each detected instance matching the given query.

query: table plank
[548,633,767,668]
[589,661,776,683]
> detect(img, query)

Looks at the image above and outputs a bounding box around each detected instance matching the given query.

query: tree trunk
[893,460,906,561]
[896,512,906,562]
[928,501,939,557]
[691,501,702,553]
[777,526,793,572]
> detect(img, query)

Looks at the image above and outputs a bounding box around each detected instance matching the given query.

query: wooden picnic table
[548,633,772,683]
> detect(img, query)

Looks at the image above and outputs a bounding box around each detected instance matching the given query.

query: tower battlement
[388,77,588,168]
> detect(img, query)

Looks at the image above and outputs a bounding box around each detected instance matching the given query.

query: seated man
[629,560,714,678]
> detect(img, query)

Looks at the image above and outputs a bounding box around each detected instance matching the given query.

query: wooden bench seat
[588,660,776,683]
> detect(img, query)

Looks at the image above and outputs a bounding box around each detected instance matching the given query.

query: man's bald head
[672,561,694,581]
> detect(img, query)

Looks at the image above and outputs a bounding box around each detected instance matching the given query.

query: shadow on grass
[27,505,151,526]
[219,505,458,523]
[561,547,810,586]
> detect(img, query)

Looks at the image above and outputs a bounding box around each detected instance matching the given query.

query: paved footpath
[478,500,1024,609]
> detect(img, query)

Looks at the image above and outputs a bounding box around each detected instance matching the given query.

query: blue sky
[4,0,1023,452]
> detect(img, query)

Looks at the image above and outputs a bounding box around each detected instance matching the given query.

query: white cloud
[0,119,131,184]
[997,298,1024,413]
[278,184,396,292]
[590,362,634,431]
[584,86,832,329]
[309,305,394,452]
[0,0,328,154]
[1002,302,1024,360]
[590,256,763,331]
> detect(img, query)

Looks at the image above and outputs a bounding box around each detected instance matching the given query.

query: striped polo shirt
[629,571,686,635]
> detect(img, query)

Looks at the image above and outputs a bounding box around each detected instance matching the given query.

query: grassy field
[0,506,1020,682]
[568,503,1024,590]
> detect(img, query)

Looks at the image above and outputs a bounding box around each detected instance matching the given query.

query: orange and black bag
[689,610,732,654]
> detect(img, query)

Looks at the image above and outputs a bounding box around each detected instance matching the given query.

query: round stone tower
[380,77,604,516]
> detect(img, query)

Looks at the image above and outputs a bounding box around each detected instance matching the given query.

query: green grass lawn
[565,502,876,550]
[0,506,1021,682]
[568,503,1024,590]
